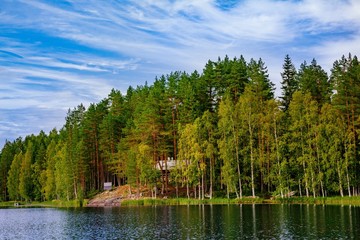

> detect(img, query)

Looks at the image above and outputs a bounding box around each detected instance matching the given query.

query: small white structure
[156,157,176,171]
[104,182,112,190]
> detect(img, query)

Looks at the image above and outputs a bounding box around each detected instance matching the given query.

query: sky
[0,0,360,147]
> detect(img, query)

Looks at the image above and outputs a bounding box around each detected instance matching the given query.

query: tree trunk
[346,167,351,197]
[232,122,242,199]
[186,182,189,199]
[202,170,205,200]
[274,116,283,198]
[337,162,344,197]
[210,156,213,199]
[165,154,168,195]
[248,114,255,198]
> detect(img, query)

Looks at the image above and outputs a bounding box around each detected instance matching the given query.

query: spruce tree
[247,58,275,101]
[297,59,330,108]
[280,54,298,111]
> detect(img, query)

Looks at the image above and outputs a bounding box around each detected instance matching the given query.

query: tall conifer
[280,54,298,111]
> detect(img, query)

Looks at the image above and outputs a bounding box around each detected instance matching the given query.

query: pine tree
[177,71,200,124]
[99,89,126,186]
[227,55,248,102]
[82,102,107,192]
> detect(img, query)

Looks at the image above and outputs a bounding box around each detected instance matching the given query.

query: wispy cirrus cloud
[0,0,359,146]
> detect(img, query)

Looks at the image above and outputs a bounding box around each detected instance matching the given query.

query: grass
[3,196,360,208]
[0,199,88,208]
[275,196,360,206]
[120,197,265,206]
[0,201,17,207]
[120,196,360,207]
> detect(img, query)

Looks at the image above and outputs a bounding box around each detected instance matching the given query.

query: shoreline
[118,196,360,207]
[2,196,360,208]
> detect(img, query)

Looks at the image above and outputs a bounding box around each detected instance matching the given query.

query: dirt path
[86,185,150,207]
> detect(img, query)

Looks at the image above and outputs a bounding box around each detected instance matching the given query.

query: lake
[0,204,358,239]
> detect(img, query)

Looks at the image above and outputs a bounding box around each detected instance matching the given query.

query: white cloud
[298,0,360,27]
[1,0,360,146]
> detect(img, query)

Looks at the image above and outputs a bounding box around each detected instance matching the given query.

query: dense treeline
[1,54,360,202]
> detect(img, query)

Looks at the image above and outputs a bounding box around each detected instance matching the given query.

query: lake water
[0,204,359,239]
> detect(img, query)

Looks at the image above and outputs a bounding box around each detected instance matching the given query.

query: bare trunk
[165,154,168,195]
[300,128,309,197]
[237,161,243,199]
[227,185,230,199]
[274,115,283,198]
[176,182,178,199]
[233,123,243,199]
[186,182,189,199]
[346,167,351,197]
[248,115,255,198]
[311,171,316,198]
[210,156,213,199]
[337,162,344,197]
[315,133,324,197]
[202,171,205,200]
[199,183,201,200]
[73,179,78,199]
[345,144,352,197]
[304,171,309,197]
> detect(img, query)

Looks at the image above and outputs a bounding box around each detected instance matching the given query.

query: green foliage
[218,96,240,198]
[1,139,22,201]
[19,142,33,201]
[120,197,264,206]
[43,140,58,200]
[7,152,23,200]
[298,59,330,107]
[2,54,360,203]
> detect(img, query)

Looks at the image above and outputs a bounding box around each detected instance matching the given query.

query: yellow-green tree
[218,96,242,198]
[7,152,23,201]
[19,142,33,201]
[177,120,202,199]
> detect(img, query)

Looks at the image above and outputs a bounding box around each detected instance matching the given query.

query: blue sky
[1,0,359,147]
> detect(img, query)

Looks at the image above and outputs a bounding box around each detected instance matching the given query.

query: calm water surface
[0,204,359,239]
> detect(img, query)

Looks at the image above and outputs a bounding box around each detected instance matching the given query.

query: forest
[0,53,359,202]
